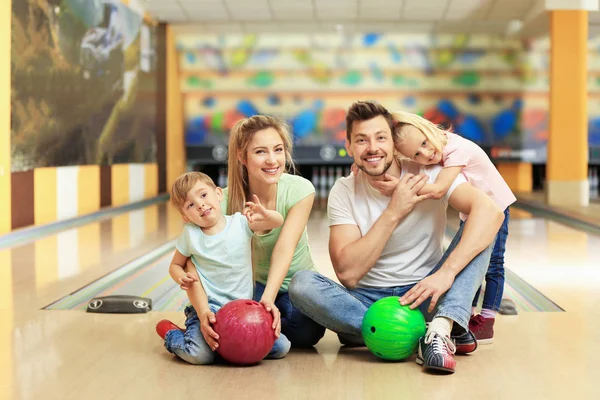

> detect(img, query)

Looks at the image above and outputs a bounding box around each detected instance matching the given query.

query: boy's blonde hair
[391,111,449,158]
[170,171,216,213]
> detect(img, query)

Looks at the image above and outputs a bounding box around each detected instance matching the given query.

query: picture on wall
[11,0,158,172]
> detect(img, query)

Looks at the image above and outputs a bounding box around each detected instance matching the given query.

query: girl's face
[243,127,286,186]
[396,125,443,166]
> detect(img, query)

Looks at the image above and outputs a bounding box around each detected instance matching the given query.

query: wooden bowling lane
[2,203,600,399]
[2,203,183,323]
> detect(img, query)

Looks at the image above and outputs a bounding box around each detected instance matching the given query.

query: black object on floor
[499,298,518,315]
[86,295,152,314]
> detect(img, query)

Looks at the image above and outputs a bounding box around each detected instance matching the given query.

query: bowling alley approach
[3,0,600,399]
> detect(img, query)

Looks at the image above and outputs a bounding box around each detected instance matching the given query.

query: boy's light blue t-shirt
[175,213,253,310]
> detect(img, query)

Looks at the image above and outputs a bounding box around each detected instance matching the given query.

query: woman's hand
[259,297,281,337]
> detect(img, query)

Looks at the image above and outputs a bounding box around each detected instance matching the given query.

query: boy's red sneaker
[156,320,183,340]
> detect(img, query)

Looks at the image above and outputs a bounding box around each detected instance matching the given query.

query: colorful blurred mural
[176,32,600,163]
[11,0,158,172]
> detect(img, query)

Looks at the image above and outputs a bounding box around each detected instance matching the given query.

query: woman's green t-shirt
[221,173,316,292]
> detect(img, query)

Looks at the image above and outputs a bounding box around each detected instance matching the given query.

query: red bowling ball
[213,299,275,365]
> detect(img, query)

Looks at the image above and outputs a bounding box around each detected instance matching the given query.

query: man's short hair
[345,101,395,141]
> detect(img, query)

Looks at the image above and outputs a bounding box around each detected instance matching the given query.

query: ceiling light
[506,19,523,35]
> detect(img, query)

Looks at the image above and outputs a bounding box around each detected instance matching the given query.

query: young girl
[391,110,516,345]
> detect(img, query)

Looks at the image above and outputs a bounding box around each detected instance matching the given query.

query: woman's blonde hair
[226,115,295,282]
[391,111,449,158]
[226,115,295,215]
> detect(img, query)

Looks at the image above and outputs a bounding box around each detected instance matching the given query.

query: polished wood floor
[1,202,599,400]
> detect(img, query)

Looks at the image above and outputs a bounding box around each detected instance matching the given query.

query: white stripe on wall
[129,164,145,203]
[56,166,79,220]
[57,229,80,279]
[129,209,146,248]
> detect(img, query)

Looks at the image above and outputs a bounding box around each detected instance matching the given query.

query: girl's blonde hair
[226,115,295,215]
[391,111,449,158]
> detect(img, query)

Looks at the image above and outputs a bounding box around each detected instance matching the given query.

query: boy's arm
[183,260,220,351]
[418,166,462,199]
[185,279,212,317]
[169,251,210,315]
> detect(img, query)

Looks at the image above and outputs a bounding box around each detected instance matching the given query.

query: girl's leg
[481,208,510,314]
[469,208,510,344]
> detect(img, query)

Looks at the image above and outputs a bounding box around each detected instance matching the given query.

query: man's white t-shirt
[327,161,467,288]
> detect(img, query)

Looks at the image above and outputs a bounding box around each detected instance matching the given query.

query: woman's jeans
[254,281,326,348]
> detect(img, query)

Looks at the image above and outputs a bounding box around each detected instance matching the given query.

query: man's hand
[386,173,434,218]
[399,269,456,313]
[200,311,220,351]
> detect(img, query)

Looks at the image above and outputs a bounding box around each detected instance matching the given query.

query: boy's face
[181,181,224,229]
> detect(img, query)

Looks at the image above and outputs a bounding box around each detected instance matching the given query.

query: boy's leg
[265,333,291,359]
[288,270,391,345]
[164,305,215,365]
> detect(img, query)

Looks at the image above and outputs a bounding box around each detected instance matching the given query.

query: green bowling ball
[361,296,427,361]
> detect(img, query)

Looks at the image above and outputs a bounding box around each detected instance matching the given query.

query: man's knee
[288,270,320,303]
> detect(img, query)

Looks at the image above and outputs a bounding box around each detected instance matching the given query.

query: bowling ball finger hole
[370,326,376,333]
[246,301,254,306]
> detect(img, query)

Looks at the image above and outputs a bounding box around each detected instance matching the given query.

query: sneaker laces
[424,331,456,355]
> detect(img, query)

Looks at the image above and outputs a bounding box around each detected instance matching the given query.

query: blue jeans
[469,207,510,311]
[164,305,291,365]
[288,224,494,344]
[254,281,326,348]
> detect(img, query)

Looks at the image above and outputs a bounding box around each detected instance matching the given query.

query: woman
[226,115,325,347]
[188,115,325,348]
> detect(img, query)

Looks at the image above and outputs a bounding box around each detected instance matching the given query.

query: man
[289,101,503,373]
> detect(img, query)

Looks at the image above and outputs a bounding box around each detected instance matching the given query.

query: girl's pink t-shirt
[442,132,516,214]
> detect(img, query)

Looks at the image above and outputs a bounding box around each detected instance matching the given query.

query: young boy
[156,171,290,364]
